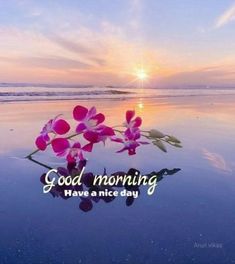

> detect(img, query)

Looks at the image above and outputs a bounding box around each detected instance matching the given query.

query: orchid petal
[57,150,69,157]
[128,149,136,155]
[73,105,88,121]
[57,167,69,176]
[133,117,142,127]
[125,128,135,140]
[126,110,135,123]
[84,131,99,143]
[111,137,123,143]
[117,146,128,153]
[79,198,93,212]
[100,126,115,136]
[43,133,50,142]
[133,131,141,140]
[76,123,87,133]
[87,106,97,118]
[72,142,81,149]
[35,135,47,151]
[51,138,70,153]
[78,151,85,161]
[91,113,105,125]
[67,154,76,163]
[82,143,93,152]
[53,119,70,135]
[128,142,140,148]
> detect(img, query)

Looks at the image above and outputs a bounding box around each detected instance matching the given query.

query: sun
[135,68,148,81]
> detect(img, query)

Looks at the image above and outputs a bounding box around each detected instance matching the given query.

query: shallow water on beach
[0,95,235,264]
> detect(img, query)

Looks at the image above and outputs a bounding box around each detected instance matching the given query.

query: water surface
[0,95,235,263]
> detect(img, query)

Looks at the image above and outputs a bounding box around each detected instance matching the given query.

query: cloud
[0,55,90,70]
[215,2,235,28]
[202,148,233,173]
[0,21,170,84]
[158,65,235,86]
[47,34,106,67]
[49,34,92,54]
[128,0,143,31]
[1,24,234,86]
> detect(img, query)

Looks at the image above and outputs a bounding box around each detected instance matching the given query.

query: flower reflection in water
[33,158,181,213]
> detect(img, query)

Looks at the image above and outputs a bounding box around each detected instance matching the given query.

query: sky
[0,0,235,87]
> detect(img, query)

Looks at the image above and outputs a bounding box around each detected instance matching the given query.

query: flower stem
[112,125,124,128]
[113,129,124,134]
[27,156,53,170]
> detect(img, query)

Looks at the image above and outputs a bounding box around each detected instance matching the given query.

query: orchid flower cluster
[27,104,182,162]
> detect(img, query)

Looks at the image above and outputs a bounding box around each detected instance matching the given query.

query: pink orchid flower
[35,115,70,151]
[125,110,142,130]
[51,138,92,162]
[113,110,148,155]
[83,125,115,144]
[73,105,105,133]
[113,128,149,155]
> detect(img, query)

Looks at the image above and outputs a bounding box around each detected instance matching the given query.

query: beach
[0,94,235,263]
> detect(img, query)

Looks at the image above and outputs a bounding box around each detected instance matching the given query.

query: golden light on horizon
[135,68,148,81]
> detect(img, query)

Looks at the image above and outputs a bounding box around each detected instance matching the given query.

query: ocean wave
[0,89,134,102]
[1,85,235,102]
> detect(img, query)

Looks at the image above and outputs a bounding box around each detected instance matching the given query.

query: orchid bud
[153,140,167,152]
[172,143,182,148]
[167,135,181,144]
[149,129,165,138]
